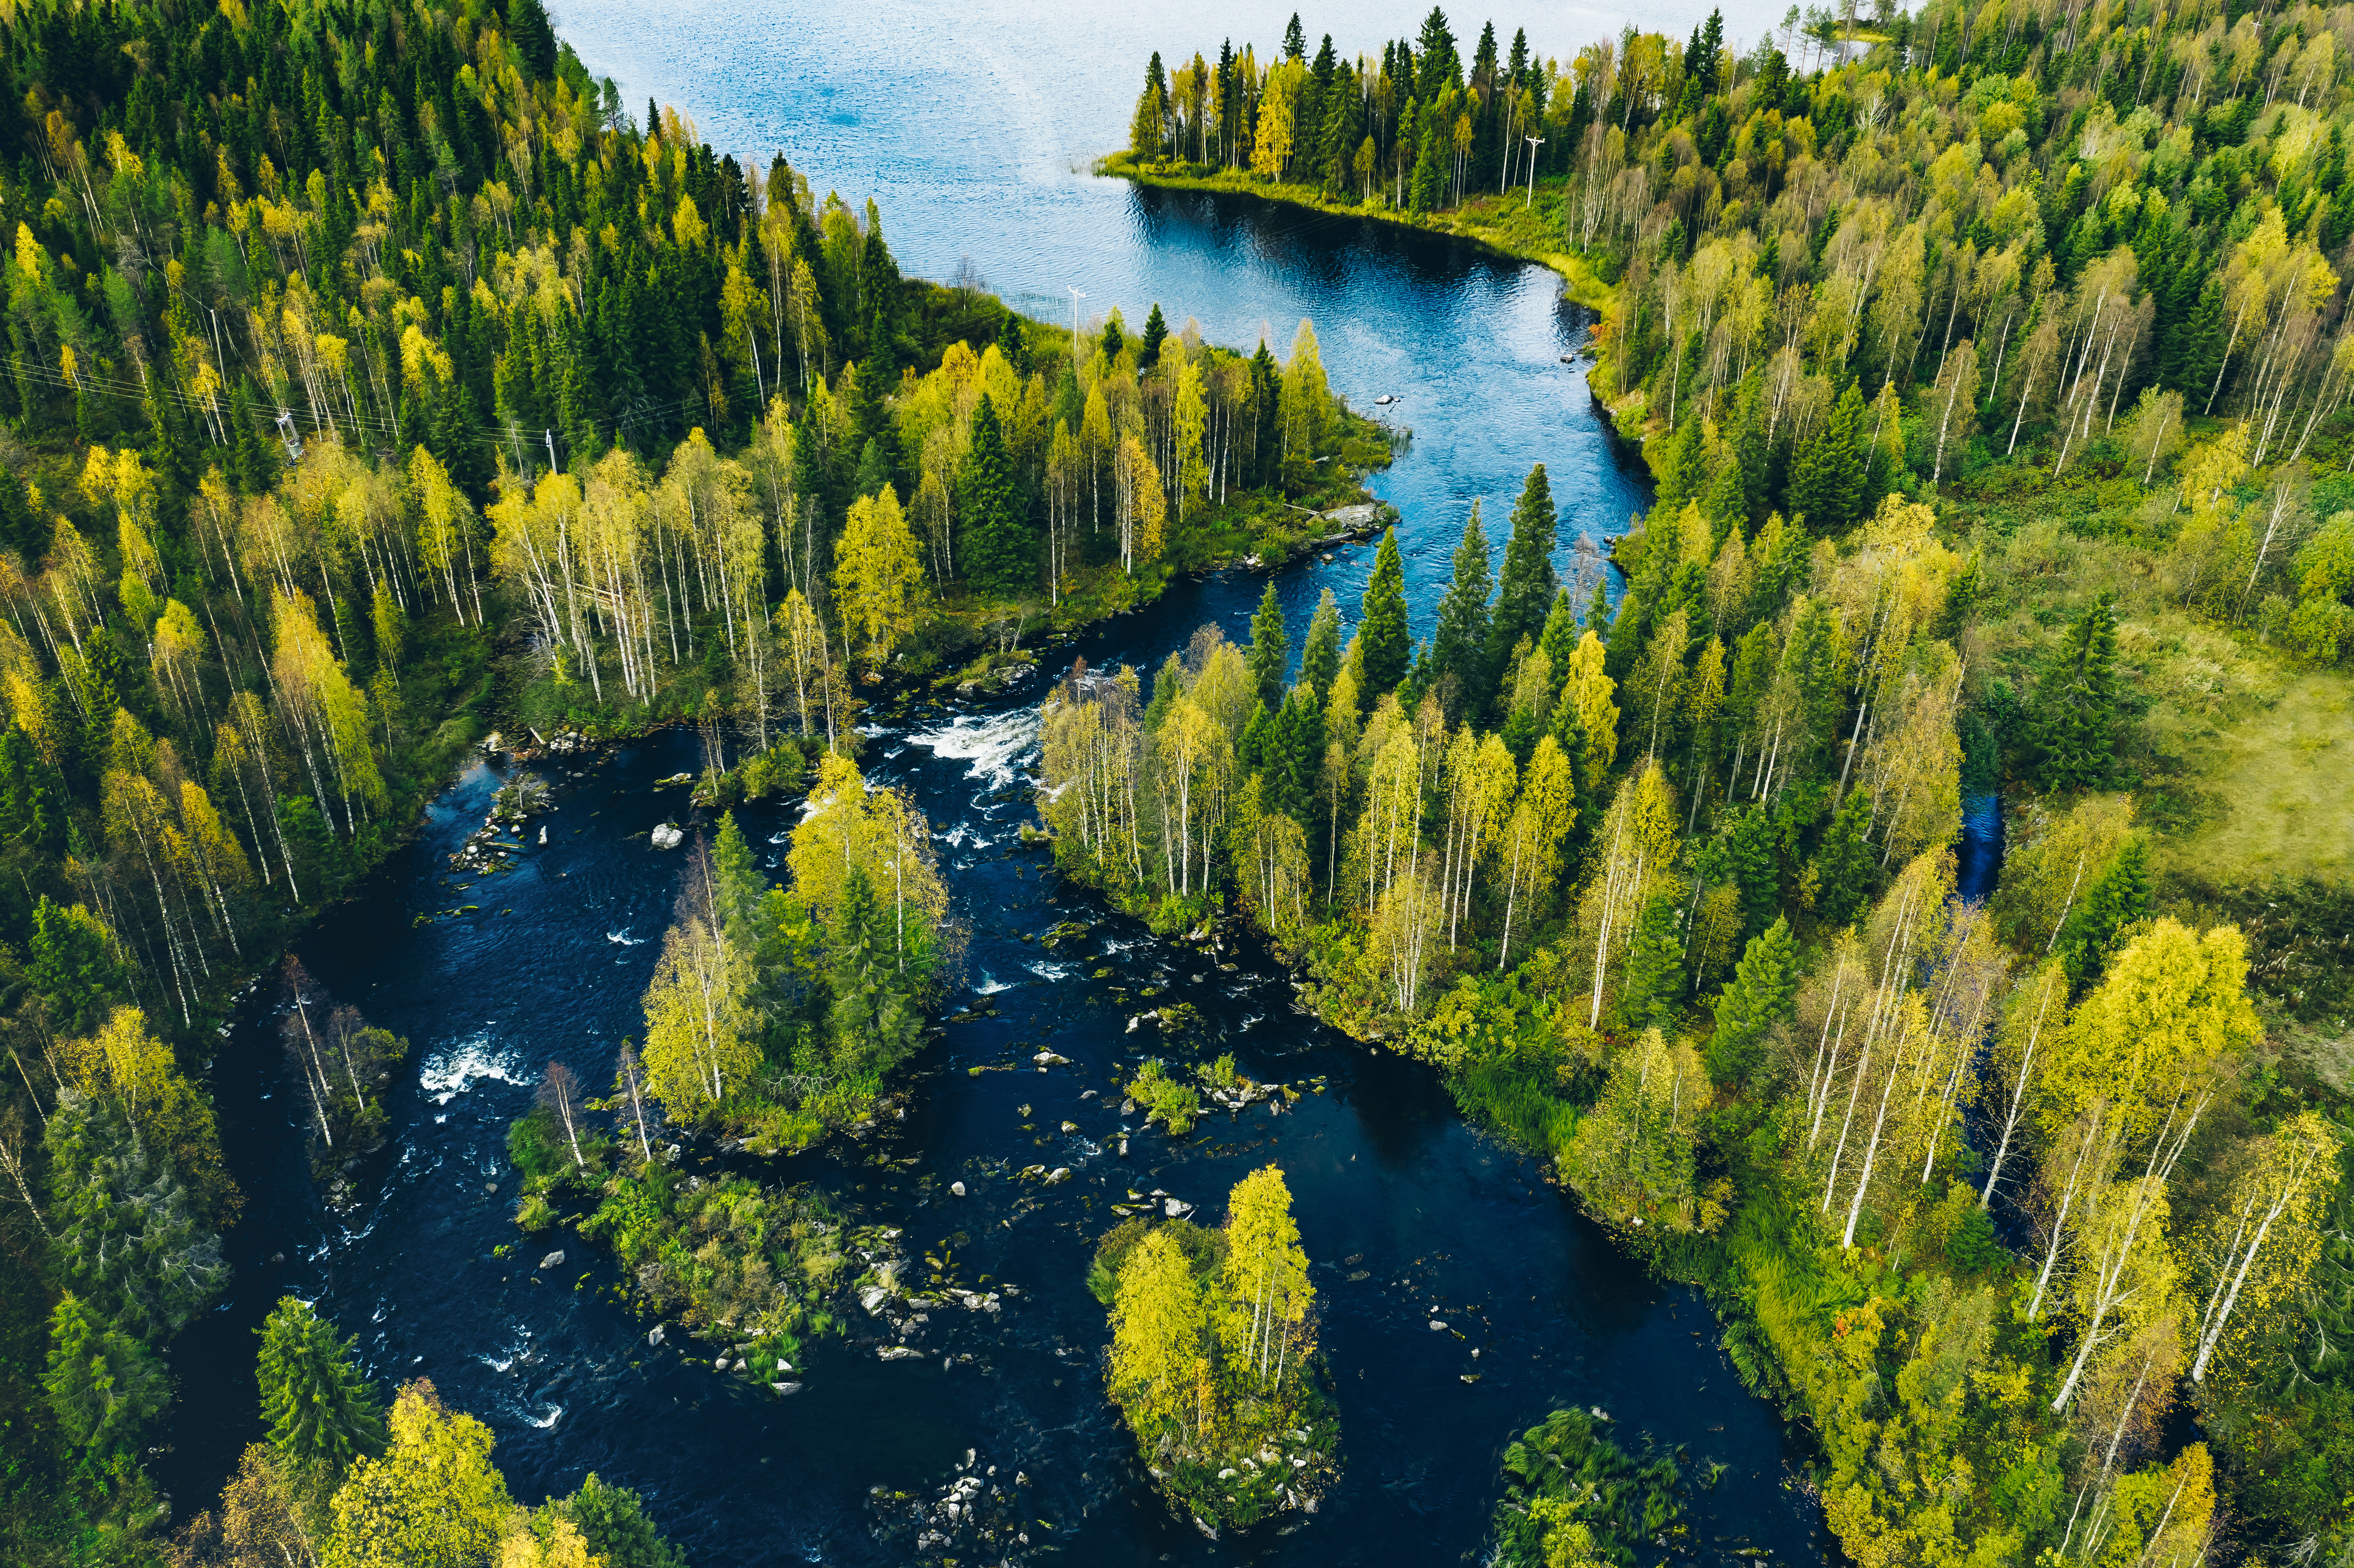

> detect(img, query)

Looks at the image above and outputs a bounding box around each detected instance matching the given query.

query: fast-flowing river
[162,2,1838,1561]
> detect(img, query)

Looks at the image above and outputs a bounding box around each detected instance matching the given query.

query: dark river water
[159,3,1845,1563]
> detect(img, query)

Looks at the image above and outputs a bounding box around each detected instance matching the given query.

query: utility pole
[1523,136,1545,208]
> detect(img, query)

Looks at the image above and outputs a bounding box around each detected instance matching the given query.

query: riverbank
[1099,153,1616,318]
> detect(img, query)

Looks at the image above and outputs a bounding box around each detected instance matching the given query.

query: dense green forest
[0,0,1394,1557]
[1087,4,2354,1563]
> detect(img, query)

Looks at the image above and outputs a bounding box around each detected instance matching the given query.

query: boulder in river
[1045,1167,1070,1184]
[647,1324,666,1346]
[877,1345,924,1361]
[650,823,685,849]
[771,1381,803,1395]
[539,1250,565,1271]
[860,1285,889,1314]
[950,1181,966,1197]
[1164,1197,1191,1218]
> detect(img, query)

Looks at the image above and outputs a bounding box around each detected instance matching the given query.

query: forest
[0,0,1390,1559]
[1082,3,2354,1561]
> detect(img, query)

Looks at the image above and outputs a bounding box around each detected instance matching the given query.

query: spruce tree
[1652,418,1706,516]
[1811,786,1875,929]
[1299,588,1343,703]
[1484,464,1560,701]
[829,866,927,1075]
[257,1296,389,1471]
[43,1294,169,1450]
[1705,916,1800,1084]
[1358,528,1411,696]
[1538,588,1579,672]
[1246,582,1290,714]
[1140,303,1169,364]
[2032,597,2120,792]
[2058,836,2150,990]
[1238,702,1274,775]
[566,1474,688,1568]
[1615,889,1686,1033]
[46,1090,226,1338]
[1584,576,1614,643]
[1725,805,1782,940]
[959,396,1029,592]
[1426,504,1493,714]
[1790,383,1866,532]
[1272,689,1323,822]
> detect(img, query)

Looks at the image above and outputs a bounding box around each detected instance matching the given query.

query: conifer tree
[43,1293,169,1450]
[1358,528,1411,695]
[1585,577,1614,643]
[1790,384,1866,532]
[1538,588,1579,672]
[1704,916,1799,1085]
[2057,836,2150,990]
[1427,504,1493,713]
[257,1296,389,1471]
[829,865,927,1075]
[2033,597,2120,792]
[1246,583,1290,714]
[1810,786,1875,929]
[1724,805,1781,940]
[1485,465,1560,700]
[1615,888,1686,1033]
[1140,303,1169,363]
[959,398,1027,591]
[1299,588,1343,703]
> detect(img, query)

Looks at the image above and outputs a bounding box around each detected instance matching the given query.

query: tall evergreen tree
[959,396,1028,591]
[256,1295,389,1470]
[1585,576,1615,642]
[1811,786,1875,929]
[1358,528,1412,695]
[2032,597,2119,792]
[1140,303,1169,364]
[1484,464,1560,701]
[1704,916,1799,1085]
[1246,582,1291,714]
[1616,888,1686,1033]
[43,1294,169,1450]
[2057,836,2150,989]
[1789,383,1867,532]
[1299,588,1343,703]
[1427,503,1493,714]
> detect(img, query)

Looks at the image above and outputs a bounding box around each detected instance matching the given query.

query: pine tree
[1615,888,1686,1033]
[257,1295,388,1470]
[1358,527,1411,695]
[1790,383,1866,532]
[1811,786,1875,929]
[2032,597,2119,792]
[959,396,1029,592]
[1246,582,1290,713]
[1140,303,1169,364]
[1485,464,1559,702]
[1704,916,1799,1084]
[1426,504,1493,714]
[1299,588,1343,703]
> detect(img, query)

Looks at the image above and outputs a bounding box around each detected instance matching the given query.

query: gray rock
[770,1381,803,1395]
[538,1251,565,1271]
[950,1181,967,1197]
[877,1345,925,1361]
[1164,1198,1191,1218]
[650,823,685,850]
[1045,1167,1071,1185]
[860,1285,889,1315]
[646,1324,666,1346]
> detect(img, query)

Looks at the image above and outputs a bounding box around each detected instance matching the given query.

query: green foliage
[41,1294,169,1452]
[1246,582,1291,713]
[1299,588,1344,703]
[257,1296,388,1472]
[959,396,1028,591]
[2032,597,2120,792]
[562,1473,688,1568]
[27,899,125,1036]
[1704,916,1799,1086]
[1612,890,1686,1034]
[1810,786,1876,930]
[45,1089,227,1340]
[1124,1058,1203,1134]
[1489,1406,1685,1567]
[1357,527,1412,695]
[1485,465,1560,701]
[1428,504,1495,713]
[2055,835,2150,990]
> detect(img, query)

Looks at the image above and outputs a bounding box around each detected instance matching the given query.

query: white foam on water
[530,1405,563,1428]
[904,709,1038,789]
[973,971,1014,996]
[419,1034,530,1104]
[1026,960,1076,981]
[607,929,646,945]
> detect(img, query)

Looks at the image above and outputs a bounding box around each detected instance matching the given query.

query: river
[159,3,1838,1562]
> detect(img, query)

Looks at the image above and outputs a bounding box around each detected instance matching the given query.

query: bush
[514,1194,556,1232]
[1125,1059,1202,1134]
